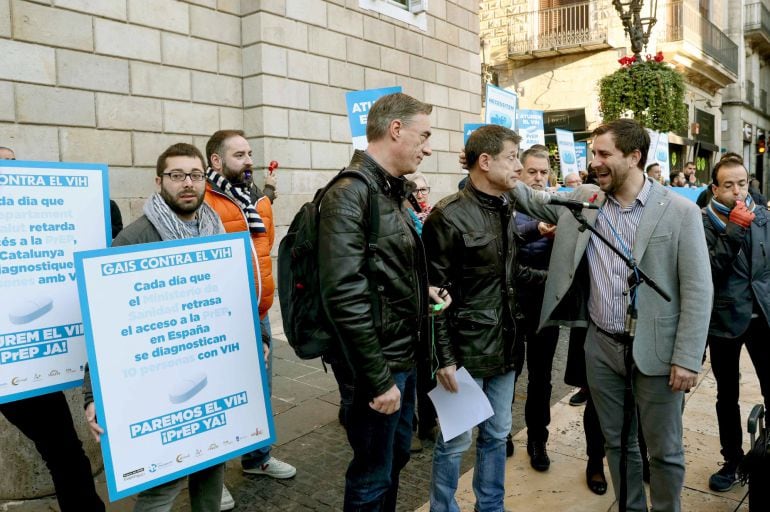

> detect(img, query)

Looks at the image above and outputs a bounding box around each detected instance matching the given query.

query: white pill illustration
[8,297,54,325]
[168,372,208,404]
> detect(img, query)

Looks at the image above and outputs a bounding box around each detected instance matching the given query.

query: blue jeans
[344,370,416,512]
[242,315,273,469]
[430,370,515,512]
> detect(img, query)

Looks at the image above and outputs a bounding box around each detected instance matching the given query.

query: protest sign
[484,84,517,129]
[555,129,579,177]
[575,142,587,171]
[74,233,272,500]
[346,86,402,150]
[516,109,545,150]
[463,123,486,145]
[0,160,109,404]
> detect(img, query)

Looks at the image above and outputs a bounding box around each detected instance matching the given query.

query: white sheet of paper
[427,367,494,442]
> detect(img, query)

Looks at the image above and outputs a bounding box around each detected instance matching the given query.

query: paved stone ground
[1,307,572,511]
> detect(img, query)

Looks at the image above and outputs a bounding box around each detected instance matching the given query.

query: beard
[222,161,252,188]
[160,186,204,216]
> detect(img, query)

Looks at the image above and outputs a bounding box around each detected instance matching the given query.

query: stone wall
[0,0,481,499]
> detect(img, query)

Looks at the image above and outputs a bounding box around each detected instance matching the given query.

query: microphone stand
[570,208,671,512]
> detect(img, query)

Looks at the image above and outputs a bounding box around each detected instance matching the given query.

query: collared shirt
[586,177,652,333]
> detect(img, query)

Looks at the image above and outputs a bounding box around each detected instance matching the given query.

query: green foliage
[598,59,688,133]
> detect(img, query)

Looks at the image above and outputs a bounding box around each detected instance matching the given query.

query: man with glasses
[204,130,293,511]
[423,124,525,511]
[85,142,227,511]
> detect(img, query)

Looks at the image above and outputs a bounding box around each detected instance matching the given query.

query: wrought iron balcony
[656,0,738,92]
[745,2,770,57]
[508,0,612,58]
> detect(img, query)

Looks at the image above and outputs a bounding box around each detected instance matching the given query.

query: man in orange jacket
[205,130,296,511]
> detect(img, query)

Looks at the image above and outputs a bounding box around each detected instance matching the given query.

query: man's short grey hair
[521,145,550,165]
[366,93,433,142]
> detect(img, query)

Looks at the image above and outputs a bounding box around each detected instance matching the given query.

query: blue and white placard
[346,86,402,150]
[555,129,579,177]
[484,84,517,129]
[463,123,487,145]
[575,142,588,171]
[516,109,545,150]
[74,233,273,500]
[654,131,671,182]
[0,160,109,404]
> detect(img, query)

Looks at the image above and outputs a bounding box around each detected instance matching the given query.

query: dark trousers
[709,317,770,463]
[523,319,560,443]
[344,370,415,512]
[414,356,437,438]
[0,392,104,512]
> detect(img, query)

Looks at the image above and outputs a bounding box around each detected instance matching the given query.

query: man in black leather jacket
[702,156,770,492]
[318,93,434,511]
[422,124,525,512]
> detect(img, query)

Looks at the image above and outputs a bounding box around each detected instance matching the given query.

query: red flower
[654,51,664,62]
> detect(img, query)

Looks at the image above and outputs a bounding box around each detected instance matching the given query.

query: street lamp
[612,0,658,60]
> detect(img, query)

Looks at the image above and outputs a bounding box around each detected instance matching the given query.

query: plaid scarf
[143,193,224,240]
[706,195,755,233]
[205,167,266,234]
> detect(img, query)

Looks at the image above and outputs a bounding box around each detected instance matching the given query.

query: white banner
[555,129,579,178]
[484,84,517,129]
[0,161,109,404]
[74,233,272,500]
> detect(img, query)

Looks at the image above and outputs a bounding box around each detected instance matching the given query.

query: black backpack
[277,169,381,360]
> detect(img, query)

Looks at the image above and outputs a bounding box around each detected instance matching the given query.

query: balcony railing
[745,2,770,36]
[747,79,755,106]
[662,0,738,74]
[508,0,611,56]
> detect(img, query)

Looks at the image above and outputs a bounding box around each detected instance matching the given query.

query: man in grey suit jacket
[510,119,712,512]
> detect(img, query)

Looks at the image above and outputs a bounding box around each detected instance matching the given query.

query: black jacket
[703,205,770,338]
[422,180,524,378]
[318,150,428,397]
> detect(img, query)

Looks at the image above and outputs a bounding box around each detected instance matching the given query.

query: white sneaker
[220,484,235,511]
[242,456,297,479]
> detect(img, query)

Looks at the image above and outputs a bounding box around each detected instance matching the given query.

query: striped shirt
[586,178,652,333]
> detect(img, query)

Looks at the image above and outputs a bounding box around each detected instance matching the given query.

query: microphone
[533,190,599,210]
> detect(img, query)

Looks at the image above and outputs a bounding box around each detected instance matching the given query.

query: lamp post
[612,0,658,61]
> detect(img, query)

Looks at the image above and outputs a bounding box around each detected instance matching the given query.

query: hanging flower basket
[598,52,688,133]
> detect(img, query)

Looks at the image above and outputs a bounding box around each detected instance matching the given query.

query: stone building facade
[480,0,740,185]
[0,0,481,499]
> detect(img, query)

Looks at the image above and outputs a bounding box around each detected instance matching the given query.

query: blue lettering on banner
[0,174,88,187]
[129,391,249,439]
[100,247,233,276]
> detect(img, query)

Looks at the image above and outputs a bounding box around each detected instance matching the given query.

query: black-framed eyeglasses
[163,171,206,182]
[414,187,430,195]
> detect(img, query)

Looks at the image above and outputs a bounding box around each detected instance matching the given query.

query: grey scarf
[143,193,225,240]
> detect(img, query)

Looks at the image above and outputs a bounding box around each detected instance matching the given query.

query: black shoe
[569,388,588,406]
[506,433,514,458]
[586,460,607,495]
[709,460,740,492]
[527,440,550,472]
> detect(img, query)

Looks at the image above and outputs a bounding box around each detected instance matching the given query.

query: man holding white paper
[422,125,525,512]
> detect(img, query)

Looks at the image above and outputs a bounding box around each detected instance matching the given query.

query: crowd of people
[2,91,769,512]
